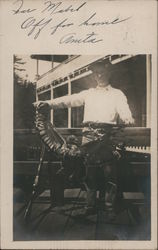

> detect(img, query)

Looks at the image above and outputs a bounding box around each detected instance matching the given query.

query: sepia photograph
[13,54,151,241]
[0,0,157,249]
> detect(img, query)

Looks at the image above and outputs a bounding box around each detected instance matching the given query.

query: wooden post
[51,85,54,123]
[50,56,54,123]
[37,59,39,75]
[35,59,39,102]
[146,55,151,127]
[68,77,71,128]
[51,55,54,69]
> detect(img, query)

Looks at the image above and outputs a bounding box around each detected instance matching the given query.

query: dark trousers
[81,125,117,208]
[86,163,117,208]
[86,167,106,207]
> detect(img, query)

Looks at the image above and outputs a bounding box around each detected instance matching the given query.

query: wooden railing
[14,127,150,146]
[13,127,151,192]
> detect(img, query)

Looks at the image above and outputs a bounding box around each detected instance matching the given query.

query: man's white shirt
[47,85,134,124]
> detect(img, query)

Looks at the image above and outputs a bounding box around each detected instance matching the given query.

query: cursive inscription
[12,0,36,14]
[51,18,74,35]
[41,1,86,15]
[11,0,133,44]
[80,12,131,26]
[21,17,52,39]
[60,32,103,44]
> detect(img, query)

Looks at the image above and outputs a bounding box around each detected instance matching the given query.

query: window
[53,84,68,128]
[38,91,51,101]
[38,90,51,120]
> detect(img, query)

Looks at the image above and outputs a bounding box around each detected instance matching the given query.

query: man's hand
[33,100,48,108]
[112,150,121,160]
[33,101,51,114]
[124,117,135,125]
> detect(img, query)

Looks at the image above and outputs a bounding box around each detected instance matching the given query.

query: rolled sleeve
[116,90,134,124]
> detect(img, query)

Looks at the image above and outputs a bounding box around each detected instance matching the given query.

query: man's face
[93,67,109,87]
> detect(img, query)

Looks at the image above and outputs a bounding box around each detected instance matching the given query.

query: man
[35,61,134,216]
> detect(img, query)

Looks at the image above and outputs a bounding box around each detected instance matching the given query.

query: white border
[0,0,157,249]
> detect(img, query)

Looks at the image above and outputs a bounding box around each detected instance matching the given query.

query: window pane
[38,91,51,100]
[54,109,68,128]
[54,84,68,98]
[53,84,68,127]
[71,106,84,128]
[38,91,51,120]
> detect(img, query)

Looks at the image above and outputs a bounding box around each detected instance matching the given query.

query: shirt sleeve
[47,89,88,109]
[116,90,134,124]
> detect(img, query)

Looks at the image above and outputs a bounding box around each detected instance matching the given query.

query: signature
[59,32,103,44]
[12,0,36,14]
[80,12,131,26]
[41,1,86,15]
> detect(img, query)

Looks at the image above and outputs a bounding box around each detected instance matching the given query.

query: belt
[82,122,115,130]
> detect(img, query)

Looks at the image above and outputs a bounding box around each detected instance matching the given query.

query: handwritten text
[11,0,132,44]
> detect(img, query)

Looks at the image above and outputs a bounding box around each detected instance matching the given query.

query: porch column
[51,55,54,69]
[35,59,39,101]
[146,55,151,127]
[68,77,71,128]
[50,56,54,123]
[36,88,38,102]
[51,85,54,123]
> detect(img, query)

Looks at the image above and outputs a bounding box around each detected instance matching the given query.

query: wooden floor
[13,188,151,241]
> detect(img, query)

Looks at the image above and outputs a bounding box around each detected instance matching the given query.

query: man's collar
[96,84,111,91]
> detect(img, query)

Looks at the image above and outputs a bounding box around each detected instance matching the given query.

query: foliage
[14,55,26,72]
[14,55,36,129]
